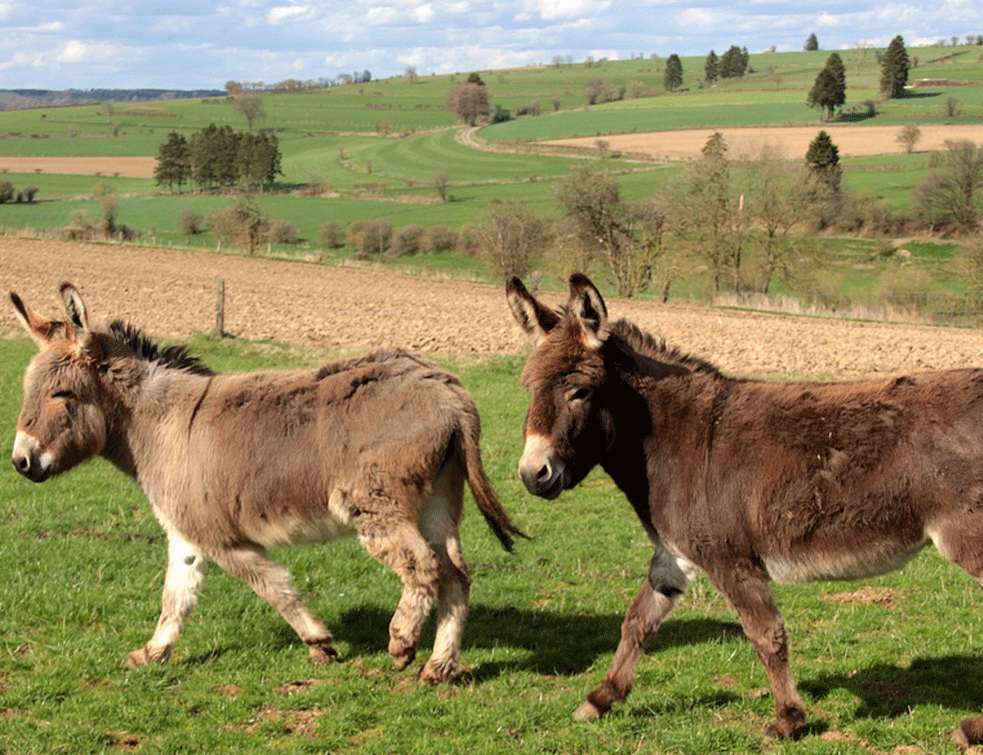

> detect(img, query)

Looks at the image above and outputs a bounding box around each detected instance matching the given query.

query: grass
[1,332,982,754]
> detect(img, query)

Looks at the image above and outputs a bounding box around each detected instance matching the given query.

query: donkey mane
[609,318,722,377]
[108,320,215,376]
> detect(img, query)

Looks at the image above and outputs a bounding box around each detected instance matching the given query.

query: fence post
[213,278,225,339]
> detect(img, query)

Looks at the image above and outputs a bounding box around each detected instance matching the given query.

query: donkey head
[9,284,109,482]
[506,273,613,499]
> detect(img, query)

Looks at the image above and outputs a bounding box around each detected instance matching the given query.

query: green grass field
[2,333,983,754]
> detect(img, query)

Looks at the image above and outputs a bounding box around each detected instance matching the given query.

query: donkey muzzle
[518,434,564,499]
[11,431,54,483]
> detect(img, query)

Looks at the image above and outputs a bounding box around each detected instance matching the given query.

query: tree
[896,124,921,154]
[880,35,910,98]
[805,130,842,194]
[154,131,191,193]
[914,139,983,232]
[719,45,750,78]
[447,81,490,125]
[804,33,819,51]
[807,53,846,121]
[475,201,552,279]
[704,50,719,83]
[556,165,667,298]
[663,54,683,91]
[231,94,265,130]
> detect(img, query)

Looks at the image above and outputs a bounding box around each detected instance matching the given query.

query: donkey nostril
[536,464,551,481]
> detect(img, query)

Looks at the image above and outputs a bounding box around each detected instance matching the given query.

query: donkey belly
[761,537,929,584]
[236,487,359,549]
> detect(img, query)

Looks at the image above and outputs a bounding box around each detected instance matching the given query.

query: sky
[0,0,979,91]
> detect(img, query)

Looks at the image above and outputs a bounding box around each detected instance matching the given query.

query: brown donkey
[507,272,983,744]
[10,283,525,682]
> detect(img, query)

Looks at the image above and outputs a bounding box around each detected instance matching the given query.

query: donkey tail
[456,405,529,553]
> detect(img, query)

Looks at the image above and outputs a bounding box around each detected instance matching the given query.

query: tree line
[154,125,282,194]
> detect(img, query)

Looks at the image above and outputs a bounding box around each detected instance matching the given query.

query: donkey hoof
[420,658,461,684]
[572,701,602,722]
[390,647,416,672]
[125,648,150,668]
[953,715,983,750]
[307,641,338,665]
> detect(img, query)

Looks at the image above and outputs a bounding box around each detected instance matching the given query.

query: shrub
[389,224,425,256]
[317,221,346,249]
[268,219,299,245]
[347,219,393,259]
[0,181,14,204]
[178,208,205,236]
[424,225,458,253]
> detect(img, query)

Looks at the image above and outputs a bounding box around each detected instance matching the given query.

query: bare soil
[544,124,983,160]
[3,238,983,381]
[0,156,157,179]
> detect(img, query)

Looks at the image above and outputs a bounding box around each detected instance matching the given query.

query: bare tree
[476,201,552,279]
[231,94,266,130]
[447,82,489,126]
[896,124,922,154]
[915,139,983,232]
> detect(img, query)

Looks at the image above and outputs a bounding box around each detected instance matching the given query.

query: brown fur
[9,283,525,682]
[508,272,983,741]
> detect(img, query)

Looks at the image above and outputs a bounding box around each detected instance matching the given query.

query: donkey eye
[567,387,592,404]
[52,390,75,401]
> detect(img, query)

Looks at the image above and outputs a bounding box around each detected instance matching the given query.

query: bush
[347,219,393,259]
[178,208,205,236]
[317,221,346,249]
[389,224,425,256]
[0,181,13,204]
[424,225,458,253]
[268,220,299,245]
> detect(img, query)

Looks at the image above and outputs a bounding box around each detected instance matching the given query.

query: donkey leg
[358,520,442,673]
[211,545,337,663]
[417,465,471,684]
[709,564,805,739]
[928,519,983,748]
[575,546,692,721]
[127,533,207,667]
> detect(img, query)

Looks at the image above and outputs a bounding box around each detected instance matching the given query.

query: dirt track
[3,238,983,381]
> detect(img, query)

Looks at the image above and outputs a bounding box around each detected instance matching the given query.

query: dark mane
[610,318,722,376]
[108,320,214,376]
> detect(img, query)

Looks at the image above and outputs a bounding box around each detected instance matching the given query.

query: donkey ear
[60,283,89,330]
[9,291,57,347]
[506,276,561,345]
[567,272,609,349]
[58,283,100,358]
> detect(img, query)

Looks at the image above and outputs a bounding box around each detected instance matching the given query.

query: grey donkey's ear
[506,276,562,346]
[9,291,56,346]
[567,272,609,350]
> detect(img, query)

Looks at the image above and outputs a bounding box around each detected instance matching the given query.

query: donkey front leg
[709,563,805,739]
[575,546,692,721]
[127,533,207,667]
[212,545,337,663]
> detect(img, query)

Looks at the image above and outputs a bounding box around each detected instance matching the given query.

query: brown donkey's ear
[9,291,61,347]
[567,272,609,350]
[506,276,561,345]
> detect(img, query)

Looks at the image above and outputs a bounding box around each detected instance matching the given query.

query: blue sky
[0,0,978,91]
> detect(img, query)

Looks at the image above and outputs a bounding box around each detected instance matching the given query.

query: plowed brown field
[3,238,982,381]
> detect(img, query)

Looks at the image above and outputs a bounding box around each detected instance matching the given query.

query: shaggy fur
[508,272,983,741]
[10,283,525,682]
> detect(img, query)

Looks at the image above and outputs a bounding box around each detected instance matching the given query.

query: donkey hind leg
[357,513,443,675]
[575,544,694,721]
[211,545,337,663]
[127,533,207,667]
[928,518,983,748]
[416,459,471,684]
[709,562,805,739]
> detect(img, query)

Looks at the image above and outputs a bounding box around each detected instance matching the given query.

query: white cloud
[529,0,611,20]
[267,4,311,24]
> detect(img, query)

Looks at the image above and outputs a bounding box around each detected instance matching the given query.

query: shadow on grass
[331,604,744,683]
[800,654,982,719]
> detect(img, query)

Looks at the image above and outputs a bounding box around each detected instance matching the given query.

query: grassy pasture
[2,332,983,754]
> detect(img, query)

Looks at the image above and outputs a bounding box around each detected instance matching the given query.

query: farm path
[3,238,983,380]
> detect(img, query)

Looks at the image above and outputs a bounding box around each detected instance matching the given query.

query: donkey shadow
[331,604,743,683]
[799,654,983,720]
